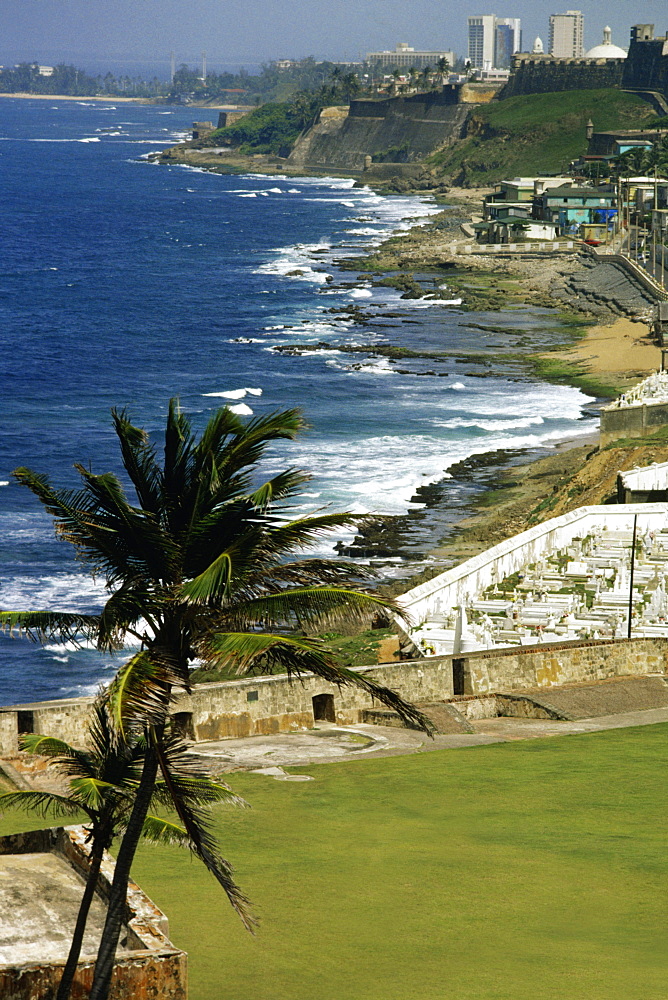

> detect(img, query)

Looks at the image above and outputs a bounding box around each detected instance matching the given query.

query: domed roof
[585,26,627,59]
[532,36,544,54]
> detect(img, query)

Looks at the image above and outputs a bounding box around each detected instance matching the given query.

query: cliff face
[288,91,471,172]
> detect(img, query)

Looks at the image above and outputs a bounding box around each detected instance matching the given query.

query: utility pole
[627,514,638,640]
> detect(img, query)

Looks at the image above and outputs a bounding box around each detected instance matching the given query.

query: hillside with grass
[428,89,657,185]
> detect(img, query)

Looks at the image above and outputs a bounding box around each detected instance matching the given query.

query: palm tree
[1,400,430,998]
[437,57,450,85]
[0,696,244,1000]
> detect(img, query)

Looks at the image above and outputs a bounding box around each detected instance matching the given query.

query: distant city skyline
[2,0,666,77]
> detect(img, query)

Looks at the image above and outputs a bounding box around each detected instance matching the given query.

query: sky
[2,0,667,77]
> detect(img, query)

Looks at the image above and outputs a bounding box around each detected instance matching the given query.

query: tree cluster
[0,400,431,998]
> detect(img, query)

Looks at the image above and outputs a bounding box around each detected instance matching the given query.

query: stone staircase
[553,258,657,321]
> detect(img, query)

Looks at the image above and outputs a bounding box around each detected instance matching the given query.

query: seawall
[288,90,471,173]
[2,637,666,752]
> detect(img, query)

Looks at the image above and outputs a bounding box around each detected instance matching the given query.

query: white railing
[397,504,668,628]
[620,462,668,493]
[447,241,577,255]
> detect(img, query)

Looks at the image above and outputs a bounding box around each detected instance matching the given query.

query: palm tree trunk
[89,745,159,1000]
[57,838,105,1000]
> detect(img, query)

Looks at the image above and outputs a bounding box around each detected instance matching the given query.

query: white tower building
[468,15,522,70]
[548,10,584,58]
[468,15,496,70]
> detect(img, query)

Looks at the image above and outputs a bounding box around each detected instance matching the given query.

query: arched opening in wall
[17,711,34,735]
[171,712,195,741]
[312,693,335,723]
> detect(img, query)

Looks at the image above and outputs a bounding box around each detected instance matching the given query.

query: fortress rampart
[503,55,624,98]
[287,89,471,172]
[1,637,666,754]
[502,25,668,100]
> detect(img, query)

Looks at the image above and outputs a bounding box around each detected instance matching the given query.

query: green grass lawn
[2,725,666,999]
[429,89,657,185]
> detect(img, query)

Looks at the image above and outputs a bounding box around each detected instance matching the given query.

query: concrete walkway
[187,706,668,774]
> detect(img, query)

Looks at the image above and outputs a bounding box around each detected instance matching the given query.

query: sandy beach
[0,92,150,102]
[557,316,659,375]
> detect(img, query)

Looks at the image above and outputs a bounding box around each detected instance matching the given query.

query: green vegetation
[428,89,657,185]
[1,400,429,995]
[206,102,309,154]
[192,628,396,681]
[319,628,396,666]
[200,68,364,153]
[4,725,665,999]
[602,425,668,449]
[526,352,624,399]
[0,704,241,1000]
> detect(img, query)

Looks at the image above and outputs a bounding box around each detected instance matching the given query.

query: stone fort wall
[503,55,624,98]
[287,89,471,171]
[1,637,666,753]
[502,27,668,100]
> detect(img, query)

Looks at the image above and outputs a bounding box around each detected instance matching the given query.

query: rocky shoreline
[151,140,661,590]
[320,201,661,590]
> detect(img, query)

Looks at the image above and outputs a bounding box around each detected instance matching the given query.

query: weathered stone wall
[461,637,667,694]
[622,34,668,100]
[0,949,187,1000]
[216,110,249,128]
[287,90,470,171]
[0,826,187,1000]
[503,54,624,97]
[1,638,666,751]
[600,401,668,447]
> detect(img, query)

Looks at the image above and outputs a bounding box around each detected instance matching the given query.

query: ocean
[0,98,597,704]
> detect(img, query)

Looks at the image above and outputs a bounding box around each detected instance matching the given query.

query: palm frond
[106,652,175,737]
[0,789,91,819]
[141,814,192,849]
[219,410,305,479]
[205,632,435,735]
[68,776,119,810]
[180,550,234,604]
[154,737,256,931]
[112,407,164,515]
[251,559,376,588]
[0,610,101,645]
[228,586,407,631]
[259,511,365,557]
[97,581,160,650]
[250,469,311,511]
[19,734,80,758]
[72,465,177,582]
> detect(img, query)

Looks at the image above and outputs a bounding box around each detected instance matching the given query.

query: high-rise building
[468,15,521,70]
[494,17,522,68]
[468,16,496,70]
[548,10,584,57]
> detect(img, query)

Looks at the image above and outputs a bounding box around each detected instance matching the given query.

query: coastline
[0,92,151,103]
[372,309,661,593]
[132,133,663,583]
[68,123,668,592]
[330,219,660,587]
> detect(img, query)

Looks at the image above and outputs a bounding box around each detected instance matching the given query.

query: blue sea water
[0,98,597,704]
